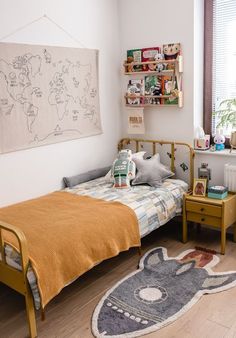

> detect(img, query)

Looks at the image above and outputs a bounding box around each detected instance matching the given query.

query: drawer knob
[201,218,205,222]
[200,208,204,212]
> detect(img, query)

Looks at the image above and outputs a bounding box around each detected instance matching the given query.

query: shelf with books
[124,44,183,109]
[125,104,179,107]
[124,69,175,76]
[125,76,183,107]
[123,57,183,74]
[125,94,176,99]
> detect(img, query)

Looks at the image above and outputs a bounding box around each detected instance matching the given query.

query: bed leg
[41,308,45,321]
[137,246,142,256]
[25,287,37,338]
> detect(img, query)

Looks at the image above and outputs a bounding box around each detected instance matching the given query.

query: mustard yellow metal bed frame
[0,138,194,338]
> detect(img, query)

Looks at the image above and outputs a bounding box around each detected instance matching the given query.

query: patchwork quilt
[66,177,188,237]
[1,177,188,309]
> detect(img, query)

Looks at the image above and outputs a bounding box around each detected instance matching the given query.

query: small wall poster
[127,108,145,134]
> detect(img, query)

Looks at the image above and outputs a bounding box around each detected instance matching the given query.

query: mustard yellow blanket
[0,191,140,308]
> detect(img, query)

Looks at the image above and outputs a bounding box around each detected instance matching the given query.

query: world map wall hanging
[0,42,101,153]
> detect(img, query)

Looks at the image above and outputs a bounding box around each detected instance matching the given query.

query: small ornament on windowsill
[214,129,225,151]
[210,145,216,152]
[194,126,210,150]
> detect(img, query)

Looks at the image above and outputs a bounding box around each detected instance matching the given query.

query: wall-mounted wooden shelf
[124,54,183,108]
[123,56,183,74]
[125,104,179,107]
[124,69,174,76]
[123,58,180,67]
[125,94,176,99]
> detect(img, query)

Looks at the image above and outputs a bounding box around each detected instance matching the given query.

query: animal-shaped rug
[92,247,236,337]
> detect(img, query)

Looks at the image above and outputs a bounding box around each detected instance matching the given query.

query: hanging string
[0,14,88,49]
[44,15,88,48]
[0,15,45,41]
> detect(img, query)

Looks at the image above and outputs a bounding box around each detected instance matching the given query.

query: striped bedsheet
[1,177,188,309]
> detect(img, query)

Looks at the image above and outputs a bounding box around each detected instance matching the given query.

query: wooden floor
[1,221,236,338]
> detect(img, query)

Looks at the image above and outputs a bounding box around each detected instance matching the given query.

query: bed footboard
[0,221,37,338]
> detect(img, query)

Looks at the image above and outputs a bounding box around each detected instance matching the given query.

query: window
[204,0,236,137]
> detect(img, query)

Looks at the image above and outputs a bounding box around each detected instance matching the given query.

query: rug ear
[201,272,236,291]
[143,248,165,269]
[175,261,195,276]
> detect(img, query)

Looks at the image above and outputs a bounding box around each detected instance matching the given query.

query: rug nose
[97,302,151,336]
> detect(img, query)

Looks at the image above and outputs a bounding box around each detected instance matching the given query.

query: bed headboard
[118,138,195,190]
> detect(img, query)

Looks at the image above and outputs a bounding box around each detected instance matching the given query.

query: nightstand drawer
[186,201,222,217]
[187,212,221,227]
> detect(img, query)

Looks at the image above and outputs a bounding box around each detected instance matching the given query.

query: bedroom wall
[0,0,121,207]
[118,0,196,144]
[118,0,236,186]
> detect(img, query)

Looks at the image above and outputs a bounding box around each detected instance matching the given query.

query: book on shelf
[144,75,162,105]
[162,76,178,105]
[126,79,144,105]
[126,49,142,72]
[163,43,181,70]
[163,43,181,60]
[142,47,161,71]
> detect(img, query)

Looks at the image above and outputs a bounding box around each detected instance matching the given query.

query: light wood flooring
[1,221,236,338]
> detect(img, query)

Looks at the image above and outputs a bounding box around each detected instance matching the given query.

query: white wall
[195,152,236,185]
[118,0,236,187]
[0,0,121,206]
[118,0,195,144]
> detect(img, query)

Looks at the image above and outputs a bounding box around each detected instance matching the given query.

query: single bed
[0,138,194,338]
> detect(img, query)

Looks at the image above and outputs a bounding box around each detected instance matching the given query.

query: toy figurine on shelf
[154,53,165,72]
[214,130,225,151]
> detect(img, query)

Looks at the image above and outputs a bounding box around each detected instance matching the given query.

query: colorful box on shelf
[208,185,228,199]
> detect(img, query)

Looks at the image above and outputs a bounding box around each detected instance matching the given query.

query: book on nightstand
[207,186,228,199]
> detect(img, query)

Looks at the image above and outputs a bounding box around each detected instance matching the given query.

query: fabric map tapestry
[0,42,101,153]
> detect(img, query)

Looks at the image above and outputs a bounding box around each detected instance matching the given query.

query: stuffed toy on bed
[111,149,136,188]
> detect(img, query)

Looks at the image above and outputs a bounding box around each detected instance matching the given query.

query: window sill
[194,149,236,157]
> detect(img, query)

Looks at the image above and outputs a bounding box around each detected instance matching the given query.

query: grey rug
[92,247,236,338]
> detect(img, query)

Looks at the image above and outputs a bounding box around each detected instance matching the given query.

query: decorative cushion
[105,151,146,183]
[63,166,111,188]
[112,150,136,188]
[132,155,174,187]
[132,151,147,160]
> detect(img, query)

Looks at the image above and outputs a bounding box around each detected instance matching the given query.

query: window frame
[203,0,213,137]
[203,0,231,146]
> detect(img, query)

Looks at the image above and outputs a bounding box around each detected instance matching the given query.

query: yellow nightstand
[182,193,236,254]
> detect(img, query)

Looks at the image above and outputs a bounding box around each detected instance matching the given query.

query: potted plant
[213,98,236,151]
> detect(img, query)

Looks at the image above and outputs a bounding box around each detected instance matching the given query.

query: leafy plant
[213,98,236,130]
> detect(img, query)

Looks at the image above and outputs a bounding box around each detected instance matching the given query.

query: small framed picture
[193,178,207,197]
